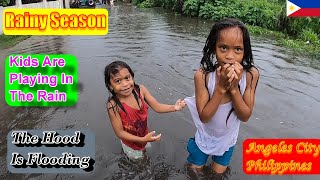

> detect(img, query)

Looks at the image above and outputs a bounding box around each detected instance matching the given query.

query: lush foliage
[135,0,320,58]
[279,38,320,59]
[133,0,161,8]
[182,0,199,17]
[1,0,14,6]
[247,25,286,39]
[136,0,154,8]
[156,0,176,9]
[132,0,144,5]
[136,0,319,40]
[298,29,319,43]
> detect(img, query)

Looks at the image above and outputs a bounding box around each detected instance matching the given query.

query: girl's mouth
[122,87,131,93]
[222,62,235,65]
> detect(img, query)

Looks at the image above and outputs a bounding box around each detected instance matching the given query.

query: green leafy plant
[199,3,214,19]
[137,0,154,8]
[1,0,11,6]
[133,0,145,5]
[159,0,176,9]
[298,29,319,44]
[133,0,320,58]
[183,0,199,17]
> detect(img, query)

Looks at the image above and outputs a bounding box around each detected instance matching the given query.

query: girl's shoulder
[138,84,147,100]
[245,66,259,79]
[194,68,208,75]
[106,99,117,111]
[106,99,122,118]
[194,68,209,80]
[245,66,260,89]
[194,68,212,86]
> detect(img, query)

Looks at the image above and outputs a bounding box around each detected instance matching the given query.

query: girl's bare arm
[140,85,184,113]
[194,68,226,123]
[230,67,259,122]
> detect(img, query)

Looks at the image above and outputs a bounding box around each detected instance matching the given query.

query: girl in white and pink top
[185,18,259,174]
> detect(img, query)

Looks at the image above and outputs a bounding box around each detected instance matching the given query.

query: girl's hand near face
[216,63,232,93]
[226,65,237,83]
[233,62,243,80]
[229,62,243,93]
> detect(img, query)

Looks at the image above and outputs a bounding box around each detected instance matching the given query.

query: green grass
[0,35,31,49]
[248,25,320,59]
[248,25,287,39]
[277,39,320,59]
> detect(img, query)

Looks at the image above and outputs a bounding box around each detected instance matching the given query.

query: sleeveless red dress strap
[118,89,149,150]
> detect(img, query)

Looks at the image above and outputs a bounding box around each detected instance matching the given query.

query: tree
[1,0,15,6]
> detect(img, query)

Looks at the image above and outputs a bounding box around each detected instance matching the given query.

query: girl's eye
[235,48,243,53]
[125,75,132,80]
[220,46,227,52]
[114,79,121,84]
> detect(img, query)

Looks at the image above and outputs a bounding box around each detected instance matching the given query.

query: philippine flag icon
[287,0,320,17]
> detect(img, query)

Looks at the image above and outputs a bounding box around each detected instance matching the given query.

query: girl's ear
[108,85,113,91]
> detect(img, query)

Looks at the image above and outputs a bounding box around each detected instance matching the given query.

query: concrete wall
[1,0,68,35]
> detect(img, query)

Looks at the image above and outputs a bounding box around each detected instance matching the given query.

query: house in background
[0,0,70,34]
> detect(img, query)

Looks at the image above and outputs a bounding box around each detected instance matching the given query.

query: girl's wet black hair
[201,18,254,72]
[104,61,140,115]
[200,18,259,126]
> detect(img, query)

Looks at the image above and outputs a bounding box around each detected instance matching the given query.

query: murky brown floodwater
[1,3,320,180]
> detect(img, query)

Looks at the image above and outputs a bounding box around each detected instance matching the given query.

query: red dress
[119,93,149,150]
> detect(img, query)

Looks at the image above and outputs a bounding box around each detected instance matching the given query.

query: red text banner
[243,139,320,175]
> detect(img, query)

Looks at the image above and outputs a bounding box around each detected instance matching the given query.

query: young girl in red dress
[104,61,186,159]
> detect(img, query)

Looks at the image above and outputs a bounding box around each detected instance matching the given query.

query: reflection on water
[105,153,232,180]
[104,152,186,180]
[1,3,320,180]
[105,154,153,179]
[0,35,71,180]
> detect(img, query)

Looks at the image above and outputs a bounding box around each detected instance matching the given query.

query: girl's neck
[116,91,142,110]
[116,91,134,102]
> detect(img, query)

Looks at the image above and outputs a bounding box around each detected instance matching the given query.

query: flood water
[1,3,320,180]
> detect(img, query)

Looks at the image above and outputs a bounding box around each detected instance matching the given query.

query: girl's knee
[190,163,204,172]
[211,162,228,173]
[210,165,231,179]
